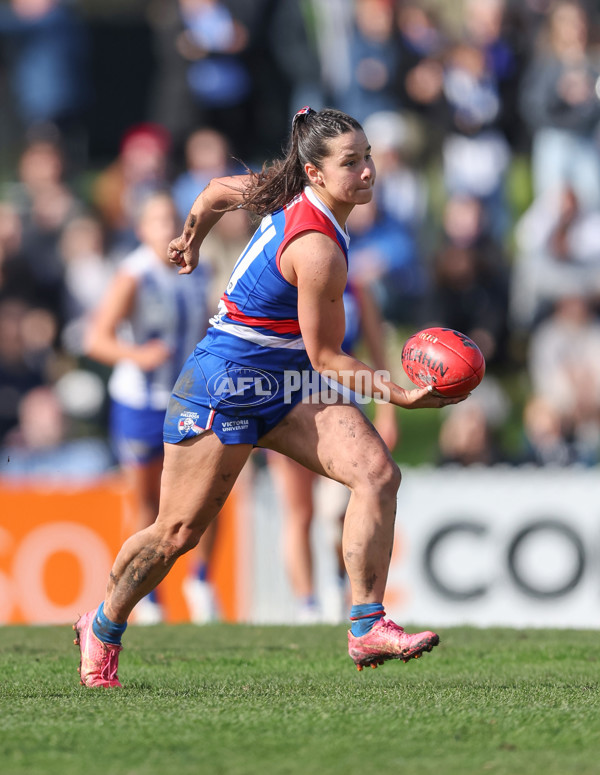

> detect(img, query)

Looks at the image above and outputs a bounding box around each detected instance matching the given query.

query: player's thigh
[259,394,399,492]
[156,431,252,533]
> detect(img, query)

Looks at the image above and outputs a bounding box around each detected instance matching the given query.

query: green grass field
[1,623,598,775]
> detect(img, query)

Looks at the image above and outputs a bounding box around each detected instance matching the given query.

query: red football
[401,327,485,397]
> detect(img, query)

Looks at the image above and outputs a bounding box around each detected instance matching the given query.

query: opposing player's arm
[291,233,466,410]
[85,273,170,372]
[168,175,251,275]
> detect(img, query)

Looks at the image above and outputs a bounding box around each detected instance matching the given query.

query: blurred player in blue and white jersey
[85,190,216,624]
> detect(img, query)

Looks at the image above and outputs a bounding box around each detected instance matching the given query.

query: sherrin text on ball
[401,327,485,397]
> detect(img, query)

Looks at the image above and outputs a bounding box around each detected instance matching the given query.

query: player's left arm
[168,175,251,275]
[291,233,465,410]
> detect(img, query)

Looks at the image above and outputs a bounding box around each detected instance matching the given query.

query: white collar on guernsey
[304,186,351,250]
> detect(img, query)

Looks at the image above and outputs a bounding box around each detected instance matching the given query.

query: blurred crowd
[1,0,600,479]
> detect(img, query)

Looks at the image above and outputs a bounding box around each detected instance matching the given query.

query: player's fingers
[443,393,471,405]
[426,385,470,404]
[168,238,186,257]
[427,385,445,397]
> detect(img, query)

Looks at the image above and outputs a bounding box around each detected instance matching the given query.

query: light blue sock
[350,603,385,637]
[195,562,209,582]
[92,602,127,645]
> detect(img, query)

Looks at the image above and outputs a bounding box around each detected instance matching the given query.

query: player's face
[311,130,376,212]
[138,195,180,260]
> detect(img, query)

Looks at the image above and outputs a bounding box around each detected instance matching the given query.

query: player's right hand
[404,385,470,409]
[135,340,172,371]
[168,235,199,275]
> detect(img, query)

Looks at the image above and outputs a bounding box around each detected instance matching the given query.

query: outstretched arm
[290,232,469,410]
[168,175,251,274]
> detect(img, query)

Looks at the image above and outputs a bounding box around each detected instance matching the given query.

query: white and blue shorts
[110,399,166,465]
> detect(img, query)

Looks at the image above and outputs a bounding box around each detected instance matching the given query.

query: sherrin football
[401,327,485,397]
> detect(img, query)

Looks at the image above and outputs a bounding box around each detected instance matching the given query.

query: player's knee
[156,523,202,560]
[379,457,402,496]
[361,450,401,497]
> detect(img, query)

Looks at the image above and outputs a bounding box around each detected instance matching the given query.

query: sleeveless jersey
[201,186,350,369]
[108,244,211,411]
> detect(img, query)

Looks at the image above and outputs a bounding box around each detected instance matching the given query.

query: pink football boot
[348,618,440,671]
[73,610,123,688]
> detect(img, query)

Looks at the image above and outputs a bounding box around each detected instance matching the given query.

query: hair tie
[292,106,314,128]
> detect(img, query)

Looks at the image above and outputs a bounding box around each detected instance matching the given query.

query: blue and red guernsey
[202,186,350,369]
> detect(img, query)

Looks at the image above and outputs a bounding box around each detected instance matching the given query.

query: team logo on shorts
[207,367,279,407]
[178,412,203,436]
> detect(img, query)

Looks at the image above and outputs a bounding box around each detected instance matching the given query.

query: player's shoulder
[290,230,348,289]
[282,189,348,249]
[118,244,156,279]
[283,189,330,228]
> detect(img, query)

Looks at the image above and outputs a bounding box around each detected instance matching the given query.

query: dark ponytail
[239,107,363,217]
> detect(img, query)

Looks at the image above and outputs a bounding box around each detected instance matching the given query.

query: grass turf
[0,623,598,775]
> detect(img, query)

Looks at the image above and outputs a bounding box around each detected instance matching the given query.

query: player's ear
[305,162,321,186]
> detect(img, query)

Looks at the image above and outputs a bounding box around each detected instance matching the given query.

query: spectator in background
[92,123,171,257]
[395,2,515,235]
[147,0,251,159]
[0,298,57,444]
[519,394,578,466]
[0,0,90,167]
[395,1,447,149]
[510,184,600,331]
[85,191,217,624]
[519,0,600,207]
[462,0,524,150]
[227,0,324,161]
[171,127,238,221]
[1,133,82,319]
[335,0,401,124]
[440,40,512,238]
[0,385,112,482]
[422,193,510,367]
[526,294,600,465]
[175,0,251,144]
[147,0,196,155]
[436,370,511,467]
[0,201,33,304]
[437,401,504,466]
[346,192,426,327]
[361,109,429,232]
[308,0,353,108]
[149,0,322,162]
